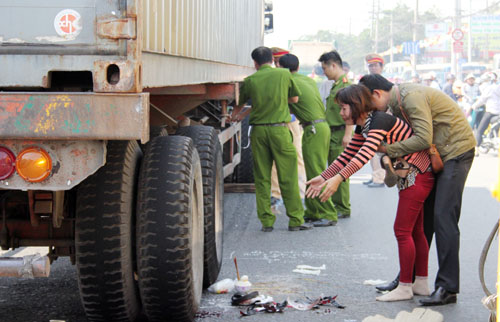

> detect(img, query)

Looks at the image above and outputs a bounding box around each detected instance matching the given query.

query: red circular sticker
[54,9,82,38]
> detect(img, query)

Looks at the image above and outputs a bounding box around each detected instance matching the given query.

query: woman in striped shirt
[306,84,434,302]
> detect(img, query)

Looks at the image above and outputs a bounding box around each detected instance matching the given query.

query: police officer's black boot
[376,273,399,292]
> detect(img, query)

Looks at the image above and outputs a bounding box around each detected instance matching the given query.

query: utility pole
[486,0,490,64]
[390,13,394,66]
[411,0,418,74]
[468,0,472,63]
[375,0,380,53]
[371,0,375,38]
[451,0,461,77]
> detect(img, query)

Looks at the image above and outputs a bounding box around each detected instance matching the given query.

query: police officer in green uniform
[278,54,337,226]
[318,51,354,218]
[231,46,313,232]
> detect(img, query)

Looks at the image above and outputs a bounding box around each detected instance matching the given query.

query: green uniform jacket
[288,73,326,123]
[386,83,476,162]
[239,64,301,124]
[325,74,351,126]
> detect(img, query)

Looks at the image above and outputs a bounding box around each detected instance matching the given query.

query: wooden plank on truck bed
[224,184,255,193]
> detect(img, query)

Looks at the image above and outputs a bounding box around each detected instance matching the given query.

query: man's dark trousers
[423,148,475,294]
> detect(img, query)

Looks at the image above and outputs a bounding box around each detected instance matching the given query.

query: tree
[297,4,441,74]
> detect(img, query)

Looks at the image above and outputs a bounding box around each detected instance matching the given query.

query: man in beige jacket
[360,74,476,306]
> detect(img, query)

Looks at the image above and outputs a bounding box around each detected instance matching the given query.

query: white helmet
[465,73,475,81]
[480,73,492,82]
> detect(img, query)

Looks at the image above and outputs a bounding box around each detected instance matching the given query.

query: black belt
[251,122,287,127]
[300,119,326,128]
[330,124,346,131]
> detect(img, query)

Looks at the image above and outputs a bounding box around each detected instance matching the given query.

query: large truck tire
[176,125,224,288]
[139,125,168,151]
[137,136,204,321]
[75,140,142,322]
[235,115,254,183]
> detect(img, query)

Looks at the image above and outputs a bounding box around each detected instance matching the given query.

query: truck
[288,40,334,76]
[0,1,272,321]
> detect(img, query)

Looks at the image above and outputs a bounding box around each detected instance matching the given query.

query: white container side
[141,0,264,88]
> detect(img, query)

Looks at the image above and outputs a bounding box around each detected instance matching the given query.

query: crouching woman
[306,84,434,302]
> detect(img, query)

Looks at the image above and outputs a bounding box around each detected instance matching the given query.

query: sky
[264,0,491,49]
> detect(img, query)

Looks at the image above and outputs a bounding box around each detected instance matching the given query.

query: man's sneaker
[270,197,282,214]
[271,197,282,207]
[363,179,373,185]
[288,222,314,231]
[261,226,273,232]
[312,219,337,227]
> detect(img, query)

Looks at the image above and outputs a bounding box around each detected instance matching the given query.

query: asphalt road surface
[0,152,498,322]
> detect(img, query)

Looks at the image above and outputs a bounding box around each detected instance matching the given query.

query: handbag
[395,86,444,174]
[381,154,410,187]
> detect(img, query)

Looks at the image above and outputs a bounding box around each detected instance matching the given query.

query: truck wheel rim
[192,163,204,304]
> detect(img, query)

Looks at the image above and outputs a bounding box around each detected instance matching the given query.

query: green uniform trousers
[302,122,337,221]
[250,125,304,228]
[328,129,351,215]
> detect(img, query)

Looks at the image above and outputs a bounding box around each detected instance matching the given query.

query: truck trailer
[0,1,272,321]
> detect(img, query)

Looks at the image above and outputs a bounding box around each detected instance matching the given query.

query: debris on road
[194,310,223,319]
[233,257,241,280]
[231,291,274,306]
[239,300,288,316]
[233,290,346,317]
[234,275,252,293]
[288,295,346,311]
[316,295,346,309]
[207,278,235,294]
[231,291,260,306]
[287,297,321,310]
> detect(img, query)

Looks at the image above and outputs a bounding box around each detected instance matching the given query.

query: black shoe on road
[312,219,337,227]
[288,222,314,231]
[419,286,457,306]
[376,275,399,292]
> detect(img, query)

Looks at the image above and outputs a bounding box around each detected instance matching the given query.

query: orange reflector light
[16,147,52,183]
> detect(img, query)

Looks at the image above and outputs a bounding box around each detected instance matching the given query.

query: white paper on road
[292,264,326,275]
[363,279,388,286]
[295,264,326,270]
[292,268,321,275]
